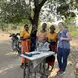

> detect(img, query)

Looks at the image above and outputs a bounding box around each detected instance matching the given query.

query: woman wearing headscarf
[20,24,31,68]
[36,23,47,43]
[46,25,57,68]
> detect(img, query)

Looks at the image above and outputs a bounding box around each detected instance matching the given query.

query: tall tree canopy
[0,0,78,30]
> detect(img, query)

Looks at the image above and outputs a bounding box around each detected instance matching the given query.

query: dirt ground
[0,31,78,48]
[70,36,78,48]
[70,36,78,66]
[0,31,78,78]
[0,31,78,62]
[0,32,10,40]
[0,32,78,45]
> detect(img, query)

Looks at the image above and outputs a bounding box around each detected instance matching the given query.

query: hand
[60,37,64,40]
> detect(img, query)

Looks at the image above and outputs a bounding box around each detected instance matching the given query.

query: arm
[60,32,72,41]
[20,31,27,40]
[20,37,26,40]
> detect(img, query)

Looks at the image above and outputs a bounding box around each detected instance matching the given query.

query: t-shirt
[46,32,57,42]
[20,29,30,39]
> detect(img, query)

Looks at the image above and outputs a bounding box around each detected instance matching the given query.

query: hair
[24,24,28,28]
[42,23,47,27]
[58,22,64,26]
[58,22,68,28]
[50,25,55,30]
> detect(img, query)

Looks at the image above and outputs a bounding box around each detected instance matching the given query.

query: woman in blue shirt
[57,22,72,74]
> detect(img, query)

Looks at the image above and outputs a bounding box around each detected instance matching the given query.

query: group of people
[20,22,72,75]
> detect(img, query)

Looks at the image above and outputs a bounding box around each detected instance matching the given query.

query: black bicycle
[9,33,21,55]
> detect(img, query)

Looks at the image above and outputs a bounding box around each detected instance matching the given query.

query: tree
[0,0,78,31]
[0,0,78,51]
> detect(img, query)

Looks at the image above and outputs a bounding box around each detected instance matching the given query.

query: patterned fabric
[49,44,57,53]
[20,30,30,63]
[21,39,31,53]
[58,29,70,49]
[21,39,31,63]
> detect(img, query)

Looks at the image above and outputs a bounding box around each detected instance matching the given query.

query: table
[21,51,55,78]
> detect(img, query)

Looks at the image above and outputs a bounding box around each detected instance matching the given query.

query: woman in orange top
[20,24,31,68]
[46,25,57,67]
[36,23,47,42]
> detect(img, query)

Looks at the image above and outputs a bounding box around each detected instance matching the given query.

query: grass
[70,31,78,36]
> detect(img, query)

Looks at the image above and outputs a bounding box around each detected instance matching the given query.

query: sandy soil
[0,32,10,41]
[0,32,78,47]
[70,36,78,48]
[0,32,78,78]
[0,31,77,63]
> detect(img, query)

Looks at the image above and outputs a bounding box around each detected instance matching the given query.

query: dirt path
[70,36,78,48]
[70,36,78,66]
[0,32,78,78]
[0,32,10,41]
[0,32,78,63]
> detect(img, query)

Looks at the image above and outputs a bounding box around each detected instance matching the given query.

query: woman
[46,25,57,67]
[30,24,37,51]
[20,24,31,68]
[36,23,47,48]
[57,22,72,74]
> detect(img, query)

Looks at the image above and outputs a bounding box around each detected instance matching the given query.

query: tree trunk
[30,7,40,51]
[29,0,47,31]
[31,8,40,31]
[29,0,47,51]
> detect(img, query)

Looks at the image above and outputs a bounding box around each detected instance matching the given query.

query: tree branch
[39,0,47,9]
[34,0,39,7]
[27,13,33,24]
[28,15,33,24]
